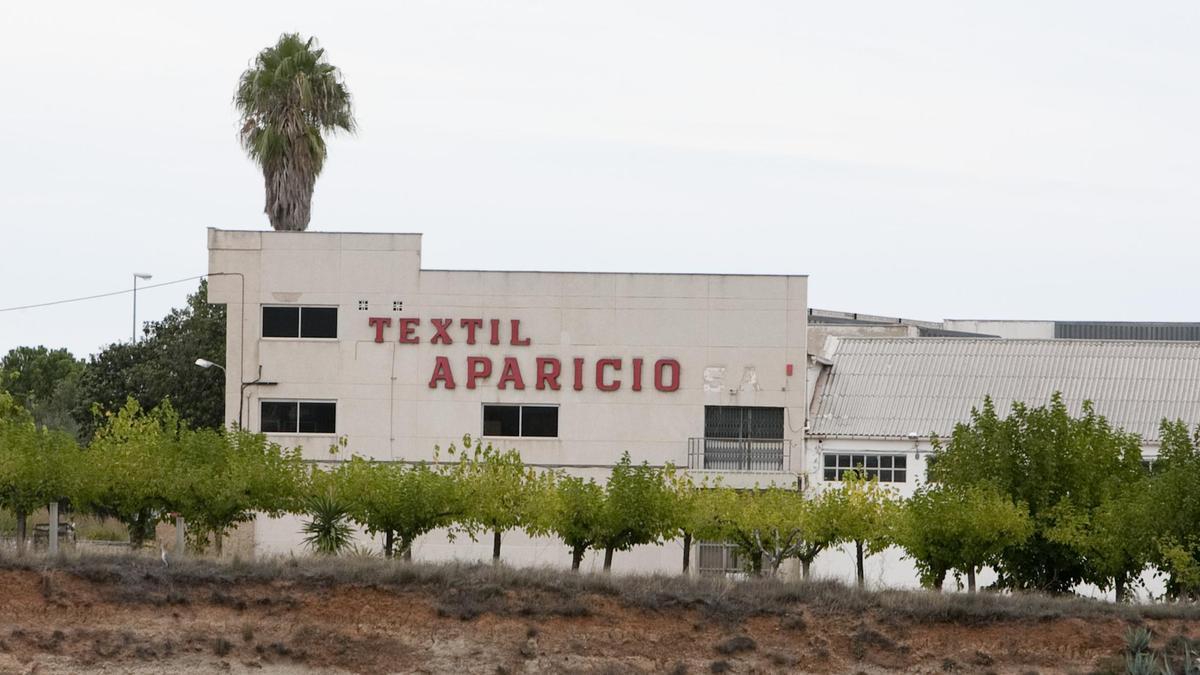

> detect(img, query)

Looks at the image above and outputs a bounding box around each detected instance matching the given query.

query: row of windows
[262,306,338,339]
[255,400,905,485]
[823,453,907,483]
[257,401,559,438]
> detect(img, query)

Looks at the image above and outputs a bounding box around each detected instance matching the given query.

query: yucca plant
[1126,627,1153,657]
[235,33,355,231]
[301,491,354,555]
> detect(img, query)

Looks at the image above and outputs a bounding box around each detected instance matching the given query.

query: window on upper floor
[482,404,558,438]
[262,306,338,339]
[822,453,907,483]
[261,400,336,434]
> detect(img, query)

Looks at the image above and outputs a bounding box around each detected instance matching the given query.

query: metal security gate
[692,406,787,471]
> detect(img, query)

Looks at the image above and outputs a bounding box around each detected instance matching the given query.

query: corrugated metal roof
[809,338,1200,443]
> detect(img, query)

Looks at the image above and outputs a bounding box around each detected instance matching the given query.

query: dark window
[260,401,298,433]
[483,404,558,438]
[301,307,338,338]
[521,406,559,437]
[483,405,521,436]
[262,306,338,338]
[822,453,908,482]
[260,400,335,434]
[704,406,784,440]
[262,306,300,338]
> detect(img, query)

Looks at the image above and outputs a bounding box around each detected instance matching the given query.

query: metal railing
[687,437,791,472]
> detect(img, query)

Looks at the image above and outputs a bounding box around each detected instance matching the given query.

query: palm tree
[235,34,355,231]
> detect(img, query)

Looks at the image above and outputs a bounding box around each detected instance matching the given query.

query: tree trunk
[967,567,976,593]
[492,530,502,564]
[932,569,947,592]
[1115,575,1127,603]
[401,538,413,561]
[15,509,26,557]
[682,532,692,574]
[571,545,585,571]
[603,546,614,572]
[751,550,763,577]
[383,530,395,559]
[214,531,224,558]
[855,540,865,589]
[801,558,812,580]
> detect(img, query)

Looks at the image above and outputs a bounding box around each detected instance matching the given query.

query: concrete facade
[207,228,811,574]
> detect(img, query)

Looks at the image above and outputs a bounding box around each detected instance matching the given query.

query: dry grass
[2,550,1200,626]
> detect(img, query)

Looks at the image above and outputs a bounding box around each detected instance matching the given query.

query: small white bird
[160,543,169,568]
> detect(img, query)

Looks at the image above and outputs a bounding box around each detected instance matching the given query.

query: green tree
[595,454,678,572]
[1146,421,1200,598]
[826,471,899,588]
[533,474,606,571]
[74,281,226,442]
[337,457,462,560]
[927,394,1144,593]
[899,484,1032,592]
[74,399,177,547]
[172,426,305,556]
[448,436,545,563]
[235,33,356,231]
[0,346,84,435]
[0,392,81,554]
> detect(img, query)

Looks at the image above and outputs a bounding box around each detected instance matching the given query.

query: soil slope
[0,555,1190,674]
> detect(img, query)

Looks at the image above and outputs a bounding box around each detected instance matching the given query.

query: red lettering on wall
[535,358,562,390]
[631,357,644,391]
[466,356,493,389]
[510,319,531,346]
[573,358,585,391]
[460,318,483,345]
[368,317,392,343]
[497,357,526,390]
[398,317,421,344]
[489,319,501,345]
[429,357,456,389]
[430,318,454,345]
[654,359,681,392]
[596,358,621,392]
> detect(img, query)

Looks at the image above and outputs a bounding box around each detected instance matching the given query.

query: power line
[0,275,207,312]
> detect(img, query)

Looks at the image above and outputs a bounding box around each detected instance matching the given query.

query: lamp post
[195,358,275,429]
[132,273,153,342]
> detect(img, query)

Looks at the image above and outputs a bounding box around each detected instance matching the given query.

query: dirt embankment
[0,555,1192,674]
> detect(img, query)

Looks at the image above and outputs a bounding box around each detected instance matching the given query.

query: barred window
[822,453,907,483]
[696,542,743,577]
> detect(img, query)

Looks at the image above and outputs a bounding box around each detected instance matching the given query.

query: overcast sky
[2,1,1197,358]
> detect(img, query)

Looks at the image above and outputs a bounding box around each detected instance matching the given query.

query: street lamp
[194,358,226,374]
[132,272,153,342]
[195,358,275,429]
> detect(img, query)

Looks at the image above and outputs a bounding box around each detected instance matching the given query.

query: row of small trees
[5,389,1200,599]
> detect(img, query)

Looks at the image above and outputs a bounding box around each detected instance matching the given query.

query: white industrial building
[207,228,1200,589]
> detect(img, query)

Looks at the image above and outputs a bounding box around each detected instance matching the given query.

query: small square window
[263,306,300,338]
[358,300,369,311]
[865,456,878,468]
[393,301,403,312]
[852,455,865,469]
[824,469,837,481]
[300,307,338,338]
[879,469,893,482]
[823,455,836,468]
[895,456,907,469]
[880,456,893,469]
[894,470,907,483]
[483,405,520,436]
[521,406,558,437]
